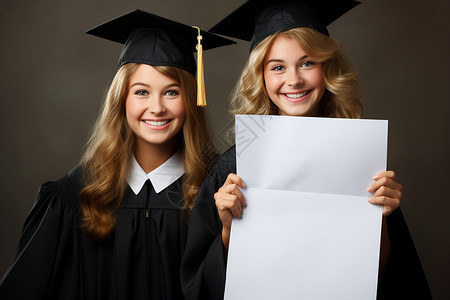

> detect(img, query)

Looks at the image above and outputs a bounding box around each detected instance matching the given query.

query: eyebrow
[266,55,309,65]
[130,82,150,88]
[129,82,180,89]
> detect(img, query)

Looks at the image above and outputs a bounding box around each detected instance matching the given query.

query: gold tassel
[192,26,206,107]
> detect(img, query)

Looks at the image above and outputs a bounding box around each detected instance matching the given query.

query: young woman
[181,1,431,299]
[0,9,233,300]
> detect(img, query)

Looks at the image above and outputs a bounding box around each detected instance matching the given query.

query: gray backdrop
[1,0,449,298]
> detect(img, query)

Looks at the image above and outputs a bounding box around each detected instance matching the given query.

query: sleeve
[0,176,80,300]
[181,148,236,300]
[377,208,432,299]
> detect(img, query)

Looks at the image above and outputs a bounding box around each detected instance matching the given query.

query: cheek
[264,73,278,95]
[170,100,186,123]
[311,67,325,91]
[125,97,143,125]
[124,97,133,121]
[125,98,133,118]
[317,78,326,100]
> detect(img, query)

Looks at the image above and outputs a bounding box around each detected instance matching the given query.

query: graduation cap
[209,0,360,51]
[86,9,236,106]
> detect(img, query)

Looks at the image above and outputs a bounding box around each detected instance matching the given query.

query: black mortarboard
[86,9,235,106]
[86,9,235,74]
[209,0,360,51]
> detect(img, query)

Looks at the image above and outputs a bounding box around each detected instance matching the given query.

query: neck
[134,138,178,173]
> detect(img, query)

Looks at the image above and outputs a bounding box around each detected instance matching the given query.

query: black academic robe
[0,166,188,300]
[181,146,432,300]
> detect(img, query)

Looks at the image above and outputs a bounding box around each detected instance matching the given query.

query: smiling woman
[181,1,432,299]
[125,64,187,172]
[0,9,234,300]
[230,26,361,118]
[263,35,326,117]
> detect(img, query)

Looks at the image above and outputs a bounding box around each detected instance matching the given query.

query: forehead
[129,64,179,85]
[266,35,307,60]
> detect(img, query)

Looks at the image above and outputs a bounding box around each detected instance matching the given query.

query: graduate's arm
[377,208,432,299]
[181,146,242,299]
[379,216,390,275]
[0,180,67,299]
[369,172,431,298]
[214,173,247,251]
[367,171,402,275]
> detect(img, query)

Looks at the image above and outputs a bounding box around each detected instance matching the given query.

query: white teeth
[144,120,169,126]
[285,91,308,98]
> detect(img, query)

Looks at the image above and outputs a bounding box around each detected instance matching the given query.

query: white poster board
[224,115,388,300]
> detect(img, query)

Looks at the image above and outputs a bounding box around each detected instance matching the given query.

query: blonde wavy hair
[230,27,362,118]
[79,63,213,240]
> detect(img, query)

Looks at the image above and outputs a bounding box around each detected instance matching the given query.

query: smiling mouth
[284,91,310,99]
[143,120,170,126]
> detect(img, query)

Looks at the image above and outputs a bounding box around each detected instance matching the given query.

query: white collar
[127,151,185,195]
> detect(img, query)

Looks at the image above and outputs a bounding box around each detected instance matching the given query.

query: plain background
[0,0,448,298]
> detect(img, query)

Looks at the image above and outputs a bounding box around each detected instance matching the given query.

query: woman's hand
[367,171,402,216]
[214,173,247,250]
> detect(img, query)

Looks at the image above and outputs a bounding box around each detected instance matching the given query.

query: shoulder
[55,166,84,198]
[36,166,84,209]
[19,166,83,239]
[196,145,237,194]
[211,145,236,176]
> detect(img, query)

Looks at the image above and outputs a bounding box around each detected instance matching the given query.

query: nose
[287,69,303,87]
[149,96,166,115]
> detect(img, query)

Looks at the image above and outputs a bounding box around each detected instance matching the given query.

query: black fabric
[209,0,360,50]
[0,167,188,300]
[181,147,235,300]
[181,145,432,300]
[378,208,433,299]
[86,9,235,73]
[118,28,197,74]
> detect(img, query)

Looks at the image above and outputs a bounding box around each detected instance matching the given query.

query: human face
[263,35,325,116]
[125,64,185,150]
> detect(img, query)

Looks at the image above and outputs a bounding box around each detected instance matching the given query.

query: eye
[165,90,180,96]
[271,65,285,71]
[301,61,315,68]
[134,90,148,96]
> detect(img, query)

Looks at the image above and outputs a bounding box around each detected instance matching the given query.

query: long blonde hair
[79,63,213,240]
[230,27,362,118]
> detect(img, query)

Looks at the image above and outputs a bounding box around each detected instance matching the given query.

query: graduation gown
[181,146,432,300]
[0,166,188,300]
